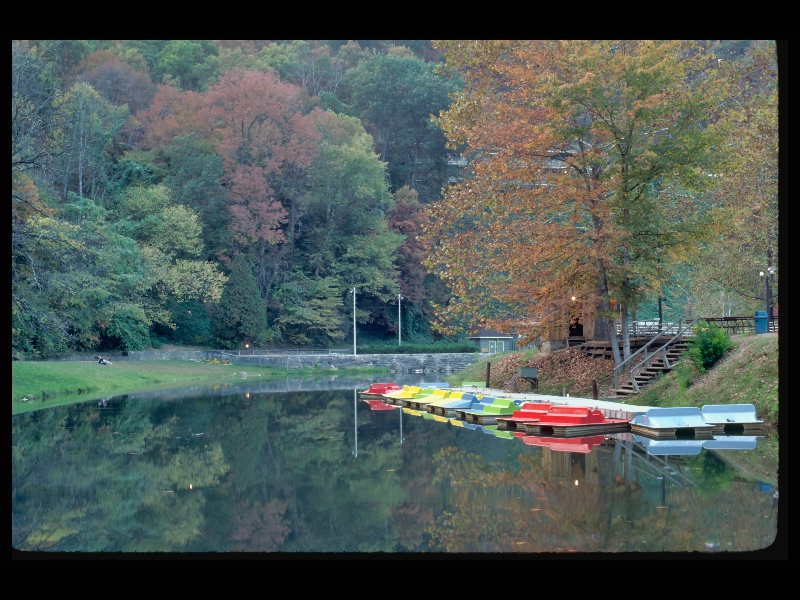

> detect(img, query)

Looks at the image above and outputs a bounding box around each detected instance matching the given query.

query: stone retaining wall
[225,352,480,374]
[49,350,480,374]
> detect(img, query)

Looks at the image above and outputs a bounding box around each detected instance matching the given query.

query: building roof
[467,328,515,339]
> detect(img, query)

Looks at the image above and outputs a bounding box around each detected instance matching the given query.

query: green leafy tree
[38,39,92,82]
[162,133,229,260]
[273,273,344,345]
[338,53,461,204]
[154,40,220,91]
[53,81,129,200]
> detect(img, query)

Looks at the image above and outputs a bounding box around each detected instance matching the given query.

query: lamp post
[350,287,357,355]
[398,294,404,346]
[760,266,777,325]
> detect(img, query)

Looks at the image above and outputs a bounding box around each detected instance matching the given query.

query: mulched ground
[490,347,619,397]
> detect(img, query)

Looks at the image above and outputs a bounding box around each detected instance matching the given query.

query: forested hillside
[12,40,461,357]
[12,40,778,359]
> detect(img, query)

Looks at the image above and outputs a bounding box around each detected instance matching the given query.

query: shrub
[686,320,735,370]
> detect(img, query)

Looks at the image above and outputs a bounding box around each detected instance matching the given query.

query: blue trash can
[754,311,768,334]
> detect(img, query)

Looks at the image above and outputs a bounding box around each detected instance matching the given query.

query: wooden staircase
[610,339,689,397]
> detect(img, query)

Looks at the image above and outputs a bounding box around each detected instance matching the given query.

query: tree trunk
[597,258,622,365]
[288,195,297,270]
[621,305,630,361]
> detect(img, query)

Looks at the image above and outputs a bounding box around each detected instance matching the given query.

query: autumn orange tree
[423,40,731,363]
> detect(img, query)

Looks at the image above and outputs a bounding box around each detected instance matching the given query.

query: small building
[467,327,518,354]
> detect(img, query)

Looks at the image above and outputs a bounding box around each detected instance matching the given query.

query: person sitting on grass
[98,356,112,365]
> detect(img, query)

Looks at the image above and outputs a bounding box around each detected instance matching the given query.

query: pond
[12,380,780,554]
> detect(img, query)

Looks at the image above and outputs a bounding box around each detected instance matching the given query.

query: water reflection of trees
[13,394,777,553]
[12,400,229,551]
[424,441,777,553]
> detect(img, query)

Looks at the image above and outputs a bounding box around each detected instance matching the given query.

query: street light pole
[760,266,777,325]
[350,287,356,355]
[398,294,403,346]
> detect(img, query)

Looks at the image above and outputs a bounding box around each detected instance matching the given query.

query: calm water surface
[12,381,779,553]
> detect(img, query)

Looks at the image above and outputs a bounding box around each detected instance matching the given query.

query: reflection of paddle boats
[359,382,401,399]
[520,434,606,454]
[460,422,498,434]
[633,436,705,456]
[702,436,760,450]
[361,399,397,411]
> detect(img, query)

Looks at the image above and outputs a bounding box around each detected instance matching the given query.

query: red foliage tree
[229,499,291,552]
[203,69,320,247]
[389,186,430,305]
[136,84,210,150]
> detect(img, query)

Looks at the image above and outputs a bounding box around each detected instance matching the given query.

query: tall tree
[298,110,403,337]
[424,40,730,363]
[53,82,128,200]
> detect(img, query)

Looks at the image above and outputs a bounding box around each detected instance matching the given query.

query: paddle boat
[495,402,554,431]
[456,397,521,425]
[426,392,481,417]
[359,382,401,400]
[629,407,715,439]
[401,387,444,409]
[700,404,763,434]
[521,406,629,437]
[382,385,423,406]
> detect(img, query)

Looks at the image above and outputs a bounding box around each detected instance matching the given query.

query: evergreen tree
[211,254,269,345]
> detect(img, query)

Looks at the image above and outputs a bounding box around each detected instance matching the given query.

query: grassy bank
[634,333,779,426]
[12,360,387,415]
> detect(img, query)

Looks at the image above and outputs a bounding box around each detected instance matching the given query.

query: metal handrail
[613,320,690,389]
[627,322,690,392]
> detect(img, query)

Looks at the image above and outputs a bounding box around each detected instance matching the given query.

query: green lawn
[12,360,387,415]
